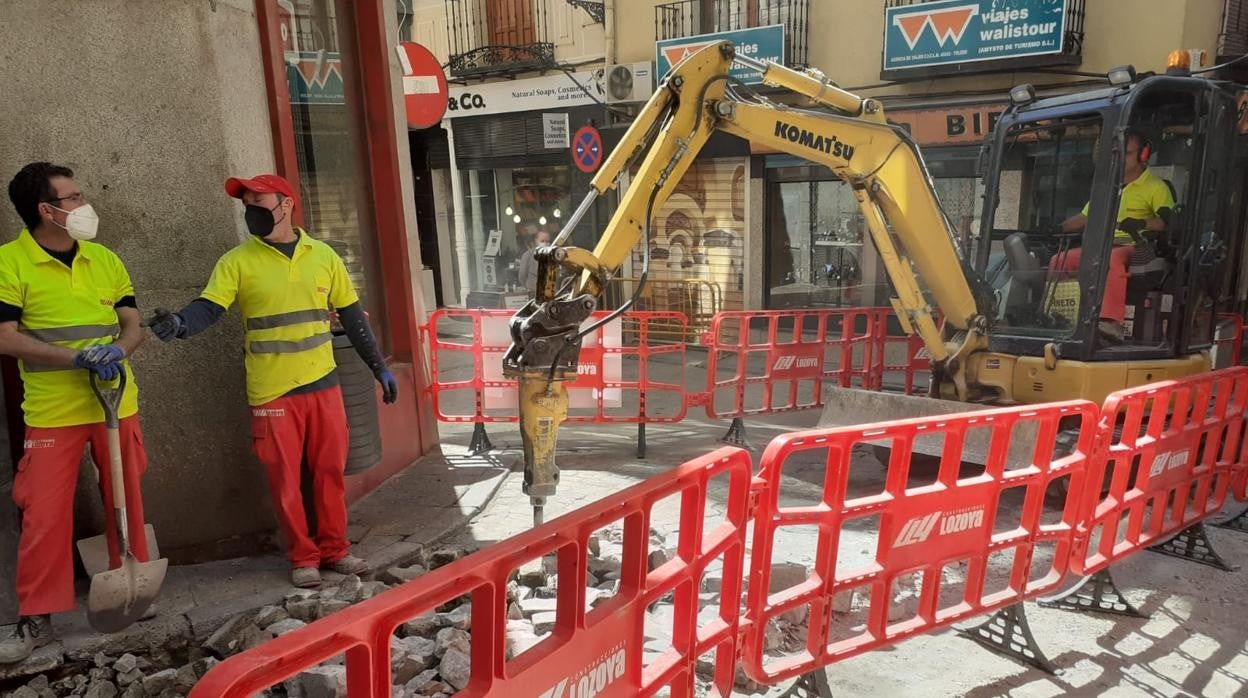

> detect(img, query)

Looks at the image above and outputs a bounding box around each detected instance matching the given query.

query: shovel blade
[86,555,168,634]
[77,525,160,578]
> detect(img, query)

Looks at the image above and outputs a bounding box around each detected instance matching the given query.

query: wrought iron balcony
[654,0,810,68]
[881,0,1085,79]
[445,0,556,78]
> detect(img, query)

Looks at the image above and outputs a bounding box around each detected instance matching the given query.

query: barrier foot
[779,669,834,698]
[469,422,494,455]
[637,423,647,459]
[1213,507,1248,534]
[958,603,1056,674]
[1037,569,1147,618]
[721,417,751,449]
[1147,522,1237,571]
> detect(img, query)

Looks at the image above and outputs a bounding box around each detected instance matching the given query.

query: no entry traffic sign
[397,42,447,129]
[572,125,603,173]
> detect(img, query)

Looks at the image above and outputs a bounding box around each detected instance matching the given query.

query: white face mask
[51,204,99,241]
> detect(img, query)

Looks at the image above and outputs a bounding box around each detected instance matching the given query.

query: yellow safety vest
[200,230,359,406]
[1082,168,1176,243]
[0,229,139,427]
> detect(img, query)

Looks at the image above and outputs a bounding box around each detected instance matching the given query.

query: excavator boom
[504,41,995,524]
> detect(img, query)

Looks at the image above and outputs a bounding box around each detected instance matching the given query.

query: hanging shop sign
[883,0,1067,73]
[544,113,570,149]
[656,24,785,86]
[446,71,606,118]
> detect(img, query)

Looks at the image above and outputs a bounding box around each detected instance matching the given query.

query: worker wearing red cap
[145,173,397,588]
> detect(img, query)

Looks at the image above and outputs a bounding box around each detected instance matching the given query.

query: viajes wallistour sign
[883,0,1067,73]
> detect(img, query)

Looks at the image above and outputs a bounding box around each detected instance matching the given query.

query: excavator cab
[976,75,1244,364]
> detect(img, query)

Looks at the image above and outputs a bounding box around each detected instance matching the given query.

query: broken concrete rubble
[0,544,485,698]
[436,646,471,691]
[266,618,308,636]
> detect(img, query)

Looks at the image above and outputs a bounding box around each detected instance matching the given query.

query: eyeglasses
[42,193,86,206]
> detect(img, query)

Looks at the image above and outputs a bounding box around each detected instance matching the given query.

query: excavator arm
[503,42,995,525]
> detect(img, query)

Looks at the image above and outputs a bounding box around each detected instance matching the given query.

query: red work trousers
[12,417,149,616]
[1057,244,1135,323]
[250,387,350,569]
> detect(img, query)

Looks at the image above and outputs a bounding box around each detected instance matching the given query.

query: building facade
[0,0,437,615]
[415,0,1246,321]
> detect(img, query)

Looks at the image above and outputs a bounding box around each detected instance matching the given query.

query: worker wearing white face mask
[0,162,152,662]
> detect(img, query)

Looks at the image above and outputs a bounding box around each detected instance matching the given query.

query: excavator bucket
[816,386,1043,469]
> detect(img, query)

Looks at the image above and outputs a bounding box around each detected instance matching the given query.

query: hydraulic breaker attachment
[517,375,568,527]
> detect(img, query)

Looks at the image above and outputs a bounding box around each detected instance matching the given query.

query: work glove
[143,308,184,342]
[73,347,123,381]
[376,368,399,404]
[79,343,125,367]
[1118,218,1147,237]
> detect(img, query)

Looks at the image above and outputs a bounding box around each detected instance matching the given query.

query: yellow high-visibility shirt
[1082,168,1175,243]
[0,229,139,427]
[200,229,359,406]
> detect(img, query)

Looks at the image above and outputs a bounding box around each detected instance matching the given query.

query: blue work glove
[73,348,123,381]
[80,343,125,367]
[143,308,184,342]
[376,368,398,404]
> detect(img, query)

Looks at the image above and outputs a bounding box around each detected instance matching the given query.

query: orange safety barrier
[703,308,883,420]
[192,447,754,698]
[1071,367,1248,575]
[565,312,690,425]
[426,309,689,425]
[871,308,939,396]
[739,401,1098,684]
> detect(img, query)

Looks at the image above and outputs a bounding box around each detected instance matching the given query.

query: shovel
[84,370,168,633]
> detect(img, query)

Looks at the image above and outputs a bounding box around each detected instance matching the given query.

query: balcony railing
[654,0,810,68]
[882,0,1085,78]
[445,0,555,78]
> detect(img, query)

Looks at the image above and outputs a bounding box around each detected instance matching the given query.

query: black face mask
[244,202,285,237]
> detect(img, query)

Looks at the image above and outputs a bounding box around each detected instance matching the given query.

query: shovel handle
[90,371,131,552]
[89,370,127,430]
[108,427,130,554]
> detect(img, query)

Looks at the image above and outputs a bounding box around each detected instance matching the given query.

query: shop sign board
[884,0,1067,72]
[446,71,605,118]
[285,51,345,105]
[543,113,570,148]
[656,24,784,86]
[889,102,1008,146]
[750,102,1007,153]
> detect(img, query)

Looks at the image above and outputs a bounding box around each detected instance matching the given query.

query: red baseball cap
[223,173,296,200]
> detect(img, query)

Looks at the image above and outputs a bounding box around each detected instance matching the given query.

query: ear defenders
[1137,137,1152,163]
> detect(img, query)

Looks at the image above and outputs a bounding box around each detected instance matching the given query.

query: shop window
[279,0,387,344]
[766,174,880,309]
[763,151,985,311]
[458,165,572,293]
[625,157,747,322]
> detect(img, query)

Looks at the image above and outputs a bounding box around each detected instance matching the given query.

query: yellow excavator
[504,42,1248,524]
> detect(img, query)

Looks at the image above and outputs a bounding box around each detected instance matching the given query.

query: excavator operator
[1058,128,1174,343]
